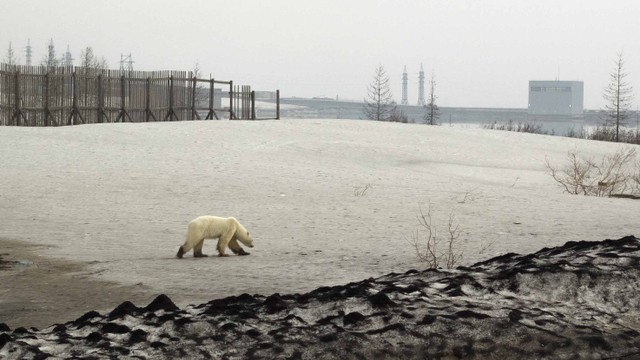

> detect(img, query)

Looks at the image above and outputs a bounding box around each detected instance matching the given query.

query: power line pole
[120,53,134,71]
[25,39,32,66]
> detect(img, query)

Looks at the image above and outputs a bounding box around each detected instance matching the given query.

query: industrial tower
[25,39,32,66]
[120,53,134,71]
[417,63,426,106]
[401,66,408,105]
[62,45,73,66]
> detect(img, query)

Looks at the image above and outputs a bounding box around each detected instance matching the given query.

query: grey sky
[3,0,639,109]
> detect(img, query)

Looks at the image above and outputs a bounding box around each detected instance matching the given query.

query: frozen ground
[3,236,640,358]
[0,119,639,316]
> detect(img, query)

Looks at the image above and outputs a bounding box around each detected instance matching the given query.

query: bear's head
[235,223,254,248]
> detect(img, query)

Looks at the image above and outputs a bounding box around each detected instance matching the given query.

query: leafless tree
[80,47,96,70]
[363,65,396,121]
[545,148,637,197]
[423,71,440,125]
[192,61,208,107]
[79,47,107,74]
[405,204,462,269]
[603,52,634,142]
[633,159,640,193]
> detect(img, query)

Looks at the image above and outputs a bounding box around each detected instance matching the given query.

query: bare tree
[97,56,108,70]
[405,204,462,269]
[192,61,208,107]
[603,52,634,142]
[633,159,640,193]
[80,47,98,73]
[545,148,637,197]
[423,71,440,125]
[363,65,396,121]
[79,47,108,74]
[4,42,18,65]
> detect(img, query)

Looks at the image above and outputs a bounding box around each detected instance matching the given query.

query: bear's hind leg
[176,246,185,258]
[193,239,208,258]
[229,238,250,256]
[178,237,200,258]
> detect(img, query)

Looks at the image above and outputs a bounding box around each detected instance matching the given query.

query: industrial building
[528,80,584,117]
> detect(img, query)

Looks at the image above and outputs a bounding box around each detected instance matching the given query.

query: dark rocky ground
[2,236,640,359]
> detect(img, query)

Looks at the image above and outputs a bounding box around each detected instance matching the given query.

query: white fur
[177,216,253,258]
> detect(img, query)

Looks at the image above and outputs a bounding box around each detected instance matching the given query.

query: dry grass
[405,204,462,269]
[545,148,638,197]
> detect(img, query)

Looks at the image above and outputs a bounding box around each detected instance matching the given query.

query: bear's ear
[247,231,250,236]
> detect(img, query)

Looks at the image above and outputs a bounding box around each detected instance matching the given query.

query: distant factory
[528,80,584,117]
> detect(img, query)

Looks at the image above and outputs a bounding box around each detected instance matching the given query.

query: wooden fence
[0,63,280,126]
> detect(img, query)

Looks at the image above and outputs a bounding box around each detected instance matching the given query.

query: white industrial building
[528,80,584,117]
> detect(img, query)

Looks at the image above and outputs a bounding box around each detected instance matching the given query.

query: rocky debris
[0,254,17,270]
[2,236,640,359]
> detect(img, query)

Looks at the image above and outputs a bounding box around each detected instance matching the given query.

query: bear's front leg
[217,232,233,257]
[229,238,250,256]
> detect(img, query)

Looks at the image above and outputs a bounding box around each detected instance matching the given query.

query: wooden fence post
[206,78,216,120]
[44,73,50,126]
[145,77,151,122]
[276,89,280,120]
[241,85,244,119]
[229,80,234,119]
[245,86,250,120]
[165,75,177,121]
[97,74,103,123]
[67,71,82,126]
[191,76,198,120]
[251,90,256,120]
[11,70,25,126]
[117,74,126,122]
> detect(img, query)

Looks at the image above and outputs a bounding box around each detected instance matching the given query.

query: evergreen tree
[4,42,18,65]
[363,65,396,121]
[423,71,440,125]
[603,52,633,142]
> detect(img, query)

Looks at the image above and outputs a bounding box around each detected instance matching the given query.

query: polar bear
[176,216,254,258]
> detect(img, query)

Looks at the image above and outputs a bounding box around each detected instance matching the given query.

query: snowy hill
[0,119,638,337]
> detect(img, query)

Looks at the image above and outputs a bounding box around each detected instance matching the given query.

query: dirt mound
[2,236,639,359]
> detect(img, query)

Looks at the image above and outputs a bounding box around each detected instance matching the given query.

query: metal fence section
[0,63,279,126]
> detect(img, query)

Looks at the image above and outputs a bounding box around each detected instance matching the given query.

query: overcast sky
[3,0,640,109]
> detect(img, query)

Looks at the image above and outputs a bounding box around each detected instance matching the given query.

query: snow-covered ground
[1,119,638,309]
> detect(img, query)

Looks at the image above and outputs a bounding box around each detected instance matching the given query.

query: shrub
[405,204,462,269]
[545,148,638,197]
[587,125,640,145]
[483,120,547,134]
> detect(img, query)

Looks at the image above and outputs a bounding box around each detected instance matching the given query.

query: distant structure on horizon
[62,45,73,66]
[401,66,408,105]
[417,64,425,106]
[25,39,32,66]
[120,53,134,71]
[528,80,584,117]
